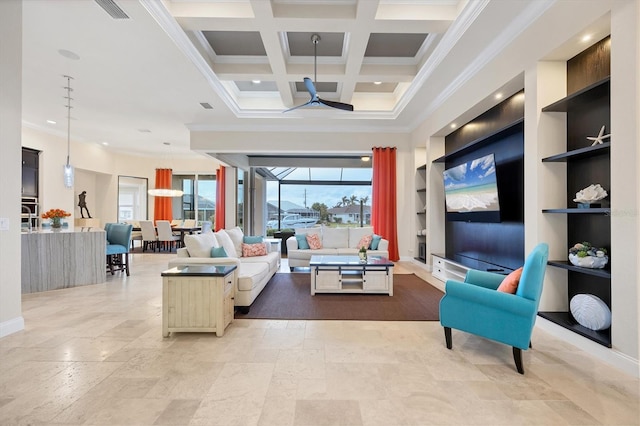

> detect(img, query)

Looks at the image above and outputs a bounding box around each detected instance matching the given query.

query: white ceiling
[20,0,611,159]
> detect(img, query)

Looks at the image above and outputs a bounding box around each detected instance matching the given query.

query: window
[118,176,148,222]
[173,174,216,224]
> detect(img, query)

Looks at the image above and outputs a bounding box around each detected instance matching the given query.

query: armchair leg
[513,347,524,374]
[444,327,452,349]
[125,253,130,276]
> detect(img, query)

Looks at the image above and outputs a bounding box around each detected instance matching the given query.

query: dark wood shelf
[547,260,611,279]
[538,311,611,347]
[433,118,524,163]
[542,208,610,214]
[542,77,610,112]
[542,142,610,162]
[417,164,426,171]
[416,188,426,193]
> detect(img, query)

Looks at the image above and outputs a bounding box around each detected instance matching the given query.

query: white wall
[410,0,639,373]
[0,1,24,337]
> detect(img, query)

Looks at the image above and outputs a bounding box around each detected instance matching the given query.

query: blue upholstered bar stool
[105,223,133,275]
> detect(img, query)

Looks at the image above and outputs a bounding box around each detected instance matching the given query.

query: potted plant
[359,245,368,262]
[568,242,608,269]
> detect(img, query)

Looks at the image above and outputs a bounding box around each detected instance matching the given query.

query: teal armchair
[439,243,549,374]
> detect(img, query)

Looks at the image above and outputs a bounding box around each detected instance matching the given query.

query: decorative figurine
[78,191,92,218]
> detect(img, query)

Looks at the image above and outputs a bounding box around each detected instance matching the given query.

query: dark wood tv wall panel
[443,91,525,272]
[567,36,610,95]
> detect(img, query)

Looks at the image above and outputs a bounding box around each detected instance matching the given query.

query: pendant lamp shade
[148,168,183,197]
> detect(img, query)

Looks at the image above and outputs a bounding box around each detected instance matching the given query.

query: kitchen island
[21,227,106,294]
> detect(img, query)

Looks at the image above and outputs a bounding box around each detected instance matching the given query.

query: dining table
[132,225,201,250]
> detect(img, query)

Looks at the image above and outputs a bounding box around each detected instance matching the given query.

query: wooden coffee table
[309,255,394,296]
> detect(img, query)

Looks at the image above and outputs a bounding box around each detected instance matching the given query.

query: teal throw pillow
[295,234,310,250]
[370,234,382,250]
[243,235,264,244]
[211,247,228,258]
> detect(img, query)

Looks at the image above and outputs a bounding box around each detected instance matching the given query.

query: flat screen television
[443,153,501,222]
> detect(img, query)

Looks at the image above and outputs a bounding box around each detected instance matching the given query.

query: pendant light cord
[64,75,73,166]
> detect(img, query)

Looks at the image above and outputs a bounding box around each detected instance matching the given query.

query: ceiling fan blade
[318,98,354,111]
[303,77,317,97]
[282,99,314,113]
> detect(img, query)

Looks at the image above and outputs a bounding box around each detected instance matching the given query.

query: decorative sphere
[570,294,611,331]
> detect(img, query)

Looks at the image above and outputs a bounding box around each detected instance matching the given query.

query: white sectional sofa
[168,227,279,313]
[286,226,390,271]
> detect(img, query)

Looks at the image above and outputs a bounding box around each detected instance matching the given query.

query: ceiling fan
[284,34,354,112]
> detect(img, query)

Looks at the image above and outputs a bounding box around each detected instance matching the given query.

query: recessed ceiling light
[495,92,503,100]
[450,123,457,129]
[252,80,261,84]
[46,120,56,124]
[581,34,592,43]
[58,49,80,60]
[373,81,382,85]
[101,142,109,146]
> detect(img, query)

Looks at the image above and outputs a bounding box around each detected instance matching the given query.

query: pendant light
[148,143,184,197]
[63,75,74,188]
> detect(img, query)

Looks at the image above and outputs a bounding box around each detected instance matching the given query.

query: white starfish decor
[586,125,611,146]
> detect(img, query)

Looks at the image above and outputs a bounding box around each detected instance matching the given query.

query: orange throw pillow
[497,267,523,294]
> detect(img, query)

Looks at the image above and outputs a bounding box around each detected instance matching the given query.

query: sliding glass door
[172,174,216,224]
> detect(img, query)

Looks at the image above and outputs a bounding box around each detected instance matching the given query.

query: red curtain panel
[153,168,174,223]
[215,166,226,231]
[372,147,399,261]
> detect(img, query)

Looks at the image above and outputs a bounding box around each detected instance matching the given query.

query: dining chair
[182,219,196,228]
[156,220,180,251]
[139,220,158,252]
[170,219,183,227]
[200,220,212,234]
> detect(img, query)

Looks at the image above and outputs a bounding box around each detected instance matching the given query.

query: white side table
[161,265,237,337]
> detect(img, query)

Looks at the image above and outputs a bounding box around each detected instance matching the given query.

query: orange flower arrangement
[41,208,71,228]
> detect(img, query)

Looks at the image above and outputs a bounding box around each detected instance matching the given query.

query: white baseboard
[0,316,25,338]
[536,316,640,378]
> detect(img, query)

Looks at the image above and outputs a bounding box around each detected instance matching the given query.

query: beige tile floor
[1,253,639,425]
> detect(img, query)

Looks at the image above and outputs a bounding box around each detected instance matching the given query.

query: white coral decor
[573,184,608,203]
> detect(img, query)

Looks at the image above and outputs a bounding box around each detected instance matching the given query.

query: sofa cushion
[306,233,322,249]
[215,229,239,258]
[242,242,267,257]
[211,246,228,257]
[184,230,219,258]
[294,227,316,236]
[241,251,280,270]
[322,227,348,248]
[349,227,374,249]
[237,262,271,291]
[225,227,245,257]
[295,234,310,249]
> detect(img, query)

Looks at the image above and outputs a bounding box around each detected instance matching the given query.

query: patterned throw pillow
[358,234,373,250]
[306,233,322,249]
[242,242,267,257]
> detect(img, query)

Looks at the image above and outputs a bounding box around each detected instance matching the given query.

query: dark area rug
[235,273,443,321]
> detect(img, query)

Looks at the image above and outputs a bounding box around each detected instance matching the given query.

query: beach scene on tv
[444,154,500,213]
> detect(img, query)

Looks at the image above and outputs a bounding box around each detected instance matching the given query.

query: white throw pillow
[215,229,239,258]
[184,230,219,258]
[570,294,611,331]
[349,227,374,249]
[225,227,244,258]
[322,227,349,248]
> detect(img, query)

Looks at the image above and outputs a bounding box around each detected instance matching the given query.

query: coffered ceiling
[21,1,607,158]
